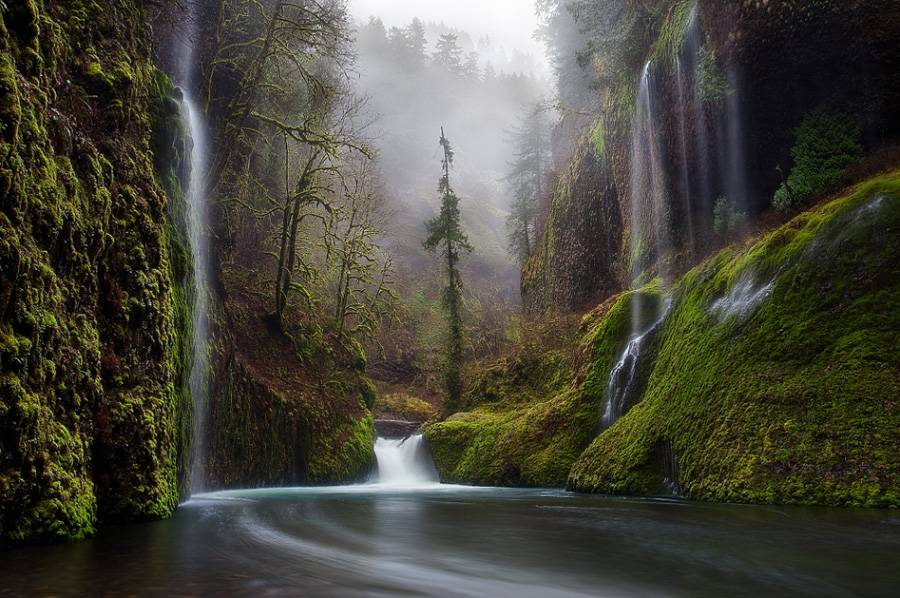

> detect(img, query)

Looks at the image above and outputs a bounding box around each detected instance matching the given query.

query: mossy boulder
[569,172,900,507]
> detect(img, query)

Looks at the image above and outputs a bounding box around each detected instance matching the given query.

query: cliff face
[523,0,900,314]
[0,0,188,543]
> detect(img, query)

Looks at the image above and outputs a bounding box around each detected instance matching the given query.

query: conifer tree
[433,33,464,75]
[424,128,472,410]
[505,102,551,264]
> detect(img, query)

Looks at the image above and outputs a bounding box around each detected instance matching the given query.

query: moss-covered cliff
[523,0,900,314]
[430,172,900,507]
[569,172,900,507]
[0,0,188,543]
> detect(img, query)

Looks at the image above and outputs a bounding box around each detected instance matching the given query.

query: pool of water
[2,485,898,597]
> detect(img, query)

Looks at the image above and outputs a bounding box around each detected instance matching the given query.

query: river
[2,437,898,597]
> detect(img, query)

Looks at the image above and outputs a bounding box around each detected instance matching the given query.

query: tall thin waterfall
[174,0,211,494]
[628,61,670,292]
[183,94,211,493]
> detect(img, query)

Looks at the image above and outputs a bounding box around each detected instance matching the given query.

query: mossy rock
[569,172,900,507]
[374,393,436,422]
[425,285,665,487]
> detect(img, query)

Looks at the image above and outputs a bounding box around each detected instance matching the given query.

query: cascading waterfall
[173,0,211,494]
[674,3,709,256]
[373,435,439,487]
[182,95,211,493]
[602,299,670,430]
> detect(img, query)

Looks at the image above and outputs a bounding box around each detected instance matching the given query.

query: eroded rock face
[0,1,187,543]
[523,0,900,314]
[522,148,625,314]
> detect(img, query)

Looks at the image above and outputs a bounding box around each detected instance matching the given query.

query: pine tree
[406,18,427,66]
[433,33,464,75]
[505,102,551,265]
[424,128,472,410]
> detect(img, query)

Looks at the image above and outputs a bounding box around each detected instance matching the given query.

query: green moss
[425,288,662,487]
[374,393,436,421]
[1,0,188,543]
[649,1,696,65]
[570,172,900,507]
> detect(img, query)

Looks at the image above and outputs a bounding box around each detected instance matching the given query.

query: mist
[348,5,553,300]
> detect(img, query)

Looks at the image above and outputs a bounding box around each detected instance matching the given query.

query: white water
[602,299,671,430]
[710,274,772,320]
[373,435,440,488]
[183,94,211,493]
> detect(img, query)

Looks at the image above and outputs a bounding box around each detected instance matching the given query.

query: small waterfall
[602,299,670,430]
[374,435,439,487]
[182,94,211,493]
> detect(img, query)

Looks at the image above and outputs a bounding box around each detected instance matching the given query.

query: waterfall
[722,67,749,214]
[182,94,211,493]
[602,299,670,430]
[173,0,211,494]
[373,435,439,487]
[628,61,670,287]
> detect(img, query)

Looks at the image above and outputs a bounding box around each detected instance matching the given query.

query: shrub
[713,197,747,235]
[698,44,729,104]
[773,109,862,211]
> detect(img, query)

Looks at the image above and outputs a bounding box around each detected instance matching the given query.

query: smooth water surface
[2,486,898,597]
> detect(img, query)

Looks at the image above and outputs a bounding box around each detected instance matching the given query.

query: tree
[505,102,551,264]
[325,157,397,360]
[433,34,464,75]
[406,18,428,66]
[424,128,472,410]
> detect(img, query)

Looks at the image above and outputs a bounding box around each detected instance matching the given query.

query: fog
[349,2,553,299]
[349,0,549,76]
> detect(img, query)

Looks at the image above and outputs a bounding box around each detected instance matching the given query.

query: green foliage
[713,197,748,235]
[698,44,730,104]
[773,108,862,211]
[650,1,696,64]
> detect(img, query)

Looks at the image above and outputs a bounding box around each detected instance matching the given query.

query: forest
[0,0,899,595]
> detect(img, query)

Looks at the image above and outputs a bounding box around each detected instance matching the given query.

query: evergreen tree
[424,128,472,410]
[433,33,464,75]
[505,102,551,264]
[406,18,428,65]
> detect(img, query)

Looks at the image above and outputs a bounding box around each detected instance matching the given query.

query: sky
[348,0,549,75]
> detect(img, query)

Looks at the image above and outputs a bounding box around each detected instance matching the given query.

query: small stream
[2,439,898,597]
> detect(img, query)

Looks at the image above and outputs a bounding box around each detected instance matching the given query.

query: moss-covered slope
[429,172,899,507]
[0,0,186,543]
[569,172,900,507]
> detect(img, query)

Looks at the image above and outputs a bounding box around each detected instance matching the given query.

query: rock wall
[0,0,189,543]
[523,0,900,314]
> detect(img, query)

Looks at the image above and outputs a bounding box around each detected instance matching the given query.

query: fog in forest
[347,2,553,300]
